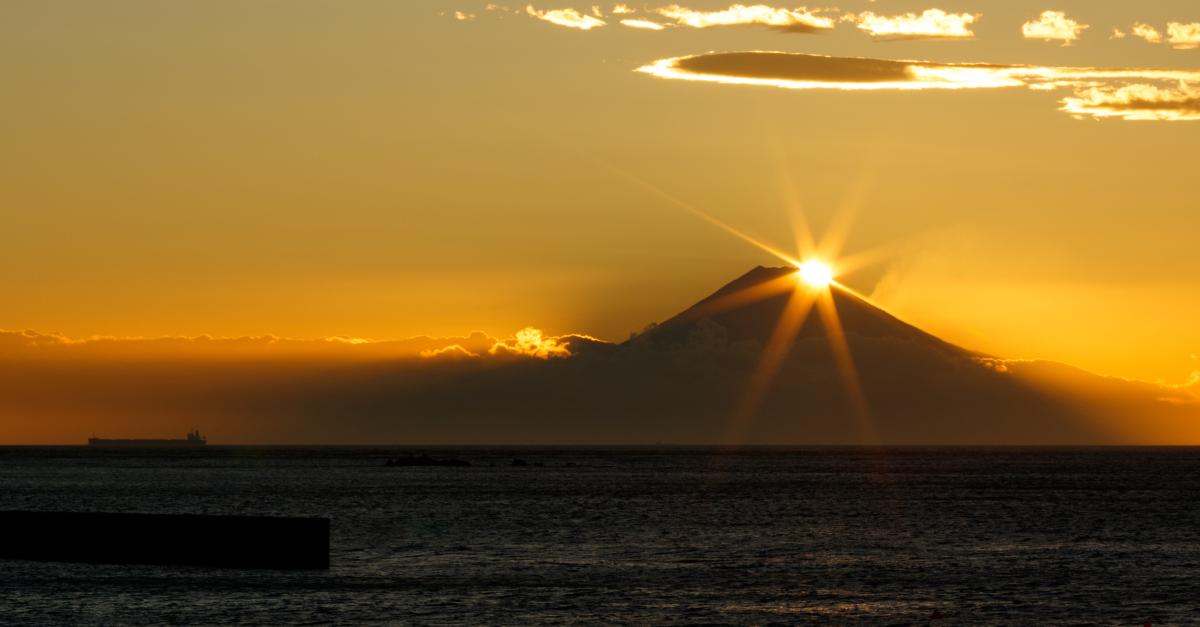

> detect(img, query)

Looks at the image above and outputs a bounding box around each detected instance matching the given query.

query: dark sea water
[2,447,1199,625]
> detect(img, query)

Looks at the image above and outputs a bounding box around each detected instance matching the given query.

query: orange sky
[3,0,1200,384]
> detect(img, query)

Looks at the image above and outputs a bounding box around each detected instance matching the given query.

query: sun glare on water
[797,260,835,289]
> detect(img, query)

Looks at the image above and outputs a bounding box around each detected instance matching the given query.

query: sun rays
[797,260,834,288]
[713,261,878,443]
[737,160,882,441]
[732,284,820,433]
[815,287,876,437]
[593,160,804,268]
[590,117,901,440]
[604,158,891,442]
[732,264,879,439]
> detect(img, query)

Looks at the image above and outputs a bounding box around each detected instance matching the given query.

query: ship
[87,429,207,448]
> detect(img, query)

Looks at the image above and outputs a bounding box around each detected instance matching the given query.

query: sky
[3,0,1200,388]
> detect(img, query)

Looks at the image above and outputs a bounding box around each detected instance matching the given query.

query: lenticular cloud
[638,51,1200,121]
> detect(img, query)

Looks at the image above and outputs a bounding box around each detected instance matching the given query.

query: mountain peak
[643,266,968,356]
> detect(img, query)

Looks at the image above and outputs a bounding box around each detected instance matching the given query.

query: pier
[0,511,329,570]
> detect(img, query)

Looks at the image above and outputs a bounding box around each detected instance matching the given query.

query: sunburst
[606,164,892,441]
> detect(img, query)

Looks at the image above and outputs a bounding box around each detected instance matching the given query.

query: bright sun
[797,260,835,288]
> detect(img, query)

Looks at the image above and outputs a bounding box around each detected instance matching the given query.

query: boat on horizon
[87,429,207,448]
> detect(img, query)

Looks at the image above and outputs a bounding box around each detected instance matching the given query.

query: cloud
[1021,10,1088,45]
[0,327,615,365]
[488,327,575,358]
[640,53,956,90]
[653,4,834,33]
[0,329,73,350]
[611,3,635,14]
[1168,22,1200,49]
[0,328,487,360]
[1115,21,1200,49]
[525,5,607,30]
[420,344,479,359]
[6,318,1198,445]
[1131,22,1163,44]
[843,9,979,41]
[637,51,1200,121]
[621,18,670,30]
[4,278,1199,444]
[454,11,476,21]
[1061,83,1200,122]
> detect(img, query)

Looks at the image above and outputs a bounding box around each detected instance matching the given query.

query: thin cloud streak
[1,327,607,361]
[654,4,834,33]
[638,52,1200,121]
[621,18,669,30]
[1061,83,1200,122]
[844,9,979,41]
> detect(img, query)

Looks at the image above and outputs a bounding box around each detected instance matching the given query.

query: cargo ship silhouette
[87,429,207,448]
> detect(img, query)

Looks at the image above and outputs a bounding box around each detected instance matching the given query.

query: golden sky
[3,0,1200,384]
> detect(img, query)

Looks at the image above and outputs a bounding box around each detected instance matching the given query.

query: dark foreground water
[1,447,1199,625]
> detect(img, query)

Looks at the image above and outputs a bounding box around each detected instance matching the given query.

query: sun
[797,260,835,289]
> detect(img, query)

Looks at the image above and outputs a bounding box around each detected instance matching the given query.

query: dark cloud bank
[3,267,1197,445]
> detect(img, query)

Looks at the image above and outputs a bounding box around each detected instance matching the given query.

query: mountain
[593,266,1198,445]
[3,266,1197,444]
[364,265,1197,445]
[602,265,1086,444]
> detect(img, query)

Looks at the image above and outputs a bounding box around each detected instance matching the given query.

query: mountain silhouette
[3,266,1198,444]
[595,265,1086,444]
[523,265,1195,445]
[338,264,1193,445]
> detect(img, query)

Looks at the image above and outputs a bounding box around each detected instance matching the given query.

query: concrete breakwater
[0,511,329,570]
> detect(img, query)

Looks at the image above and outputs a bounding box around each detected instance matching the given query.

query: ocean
[1,446,1198,624]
